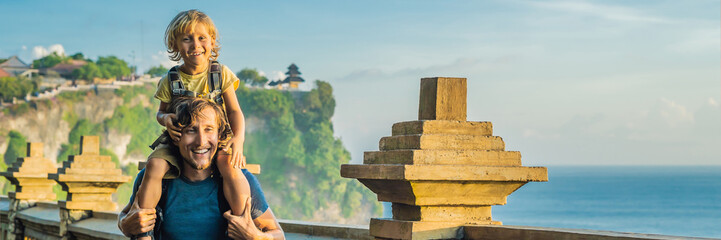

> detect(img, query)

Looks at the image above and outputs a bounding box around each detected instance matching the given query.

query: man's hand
[119,201,157,237]
[162,113,181,142]
[224,136,245,169]
[224,197,267,240]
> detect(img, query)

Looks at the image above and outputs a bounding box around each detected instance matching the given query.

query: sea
[381,166,721,239]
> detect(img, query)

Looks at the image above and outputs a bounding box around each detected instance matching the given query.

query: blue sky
[1,0,719,165]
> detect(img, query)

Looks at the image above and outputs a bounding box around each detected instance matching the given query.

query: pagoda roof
[282,76,305,83]
[268,80,280,86]
[0,56,30,69]
[285,63,301,75]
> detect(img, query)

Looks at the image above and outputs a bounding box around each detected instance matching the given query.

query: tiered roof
[282,63,305,84]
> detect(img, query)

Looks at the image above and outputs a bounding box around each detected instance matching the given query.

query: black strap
[208,61,224,105]
[168,66,197,98]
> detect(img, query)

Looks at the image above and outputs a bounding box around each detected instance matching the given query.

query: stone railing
[0,77,715,240]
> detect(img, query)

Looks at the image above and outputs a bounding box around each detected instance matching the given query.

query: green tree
[145,65,168,77]
[96,56,131,78]
[74,62,101,80]
[32,52,66,68]
[236,68,268,86]
[0,76,35,101]
[3,131,27,166]
[70,52,85,60]
[237,68,259,84]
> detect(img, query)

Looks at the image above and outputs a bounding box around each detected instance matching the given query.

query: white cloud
[527,0,670,23]
[32,44,65,59]
[150,51,177,69]
[21,45,27,50]
[709,97,719,106]
[658,98,694,126]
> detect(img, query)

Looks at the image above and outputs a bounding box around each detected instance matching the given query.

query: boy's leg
[216,150,251,216]
[134,158,170,239]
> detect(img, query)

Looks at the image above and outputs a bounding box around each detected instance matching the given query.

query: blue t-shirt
[129,168,269,239]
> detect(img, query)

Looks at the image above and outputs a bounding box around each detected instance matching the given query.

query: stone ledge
[379,135,505,151]
[463,225,718,240]
[69,217,126,240]
[278,219,371,239]
[370,218,464,240]
[341,164,548,181]
[16,204,61,227]
[359,179,526,205]
[392,120,492,136]
[364,150,521,166]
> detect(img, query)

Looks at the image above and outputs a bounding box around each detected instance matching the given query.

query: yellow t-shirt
[154,64,240,104]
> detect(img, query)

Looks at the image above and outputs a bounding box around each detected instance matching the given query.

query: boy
[134,9,251,239]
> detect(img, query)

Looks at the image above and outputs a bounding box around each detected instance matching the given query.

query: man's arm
[117,170,157,237]
[224,202,284,240]
[118,198,157,236]
[254,208,284,240]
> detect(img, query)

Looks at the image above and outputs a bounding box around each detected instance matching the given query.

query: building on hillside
[0,68,11,78]
[46,59,87,79]
[267,63,306,90]
[0,56,37,78]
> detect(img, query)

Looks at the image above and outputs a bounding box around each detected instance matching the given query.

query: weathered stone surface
[357,179,528,206]
[392,120,492,136]
[364,150,521,166]
[78,136,100,155]
[418,77,467,121]
[341,164,547,182]
[379,135,505,151]
[370,218,465,240]
[52,136,131,212]
[0,142,57,201]
[63,161,116,169]
[392,203,498,223]
[28,142,44,157]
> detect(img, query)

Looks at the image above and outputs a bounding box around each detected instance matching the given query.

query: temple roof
[285,63,301,76]
[283,76,305,83]
[0,56,30,69]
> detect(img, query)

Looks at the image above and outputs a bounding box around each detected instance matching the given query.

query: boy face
[177,107,219,170]
[176,23,215,67]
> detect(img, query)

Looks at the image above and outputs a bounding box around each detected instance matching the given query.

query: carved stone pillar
[341,77,548,239]
[49,136,131,239]
[0,142,58,240]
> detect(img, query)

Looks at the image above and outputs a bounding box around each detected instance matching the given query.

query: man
[118,98,284,239]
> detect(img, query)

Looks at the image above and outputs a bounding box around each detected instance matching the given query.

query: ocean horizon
[382,165,721,238]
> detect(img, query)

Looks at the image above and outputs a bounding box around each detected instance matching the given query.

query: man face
[177,107,219,170]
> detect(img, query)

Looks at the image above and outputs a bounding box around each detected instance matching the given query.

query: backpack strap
[207,61,224,105]
[168,66,197,98]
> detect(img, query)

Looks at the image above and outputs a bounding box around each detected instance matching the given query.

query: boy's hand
[162,113,181,142]
[224,136,245,169]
